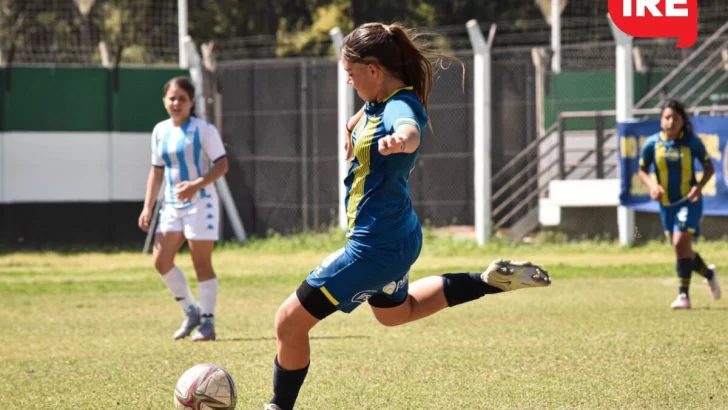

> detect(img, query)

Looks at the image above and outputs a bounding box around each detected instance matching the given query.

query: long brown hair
[341,23,463,116]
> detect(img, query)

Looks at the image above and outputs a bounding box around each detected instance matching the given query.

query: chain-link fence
[216,45,546,237]
[217,54,479,237]
[217,58,339,237]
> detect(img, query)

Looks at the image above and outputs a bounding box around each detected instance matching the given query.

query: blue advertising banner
[618,116,728,216]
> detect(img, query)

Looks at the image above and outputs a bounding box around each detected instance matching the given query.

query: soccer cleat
[481,259,551,291]
[706,264,721,300]
[670,293,692,310]
[264,405,284,410]
[173,307,201,340]
[191,316,216,342]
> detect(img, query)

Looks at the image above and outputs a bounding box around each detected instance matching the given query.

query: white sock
[198,278,218,319]
[161,266,198,313]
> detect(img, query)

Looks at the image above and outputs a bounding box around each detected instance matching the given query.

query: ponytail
[342,23,464,117]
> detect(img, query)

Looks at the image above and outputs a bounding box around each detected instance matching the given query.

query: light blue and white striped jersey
[151,117,226,209]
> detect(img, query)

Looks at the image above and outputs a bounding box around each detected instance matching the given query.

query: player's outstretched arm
[378,124,420,156]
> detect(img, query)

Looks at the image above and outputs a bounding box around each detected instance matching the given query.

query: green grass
[1,232,727,409]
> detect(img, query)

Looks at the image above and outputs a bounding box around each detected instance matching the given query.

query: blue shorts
[304,225,423,313]
[659,200,702,239]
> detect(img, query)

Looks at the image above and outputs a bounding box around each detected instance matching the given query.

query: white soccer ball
[174,363,238,410]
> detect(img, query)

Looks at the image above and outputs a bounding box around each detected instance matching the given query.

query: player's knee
[274,309,294,342]
[153,257,173,274]
[274,304,308,343]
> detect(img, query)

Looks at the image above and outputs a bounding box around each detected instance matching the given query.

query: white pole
[330,27,354,230]
[551,0,561,73]
[609,15,636,246]
[178,0,188,69]
[467,20,495,245]
[187,36,247,244]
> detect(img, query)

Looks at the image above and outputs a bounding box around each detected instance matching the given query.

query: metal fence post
[329,27,354,230]
[467,20,496,246]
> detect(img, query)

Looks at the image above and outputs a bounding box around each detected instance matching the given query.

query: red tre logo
[608,0,698,48]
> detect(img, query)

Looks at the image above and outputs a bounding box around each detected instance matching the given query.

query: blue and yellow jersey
[345,86,428,245]
[639,131,711,206]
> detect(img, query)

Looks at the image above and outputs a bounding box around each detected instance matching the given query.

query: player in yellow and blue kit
[638,99,721,309]
[263,23,552,410]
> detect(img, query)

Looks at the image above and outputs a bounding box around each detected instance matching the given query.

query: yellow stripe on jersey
[320,286,339,305]
[655,142,670,206]
[347,117,379,233]
[679,145,692,197]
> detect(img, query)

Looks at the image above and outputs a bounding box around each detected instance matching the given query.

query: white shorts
[156,196,220,241]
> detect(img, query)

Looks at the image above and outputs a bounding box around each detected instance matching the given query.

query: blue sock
[271,356,309,410]
[677,258,693,297]
[442,273,503,307]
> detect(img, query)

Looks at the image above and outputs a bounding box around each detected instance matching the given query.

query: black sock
[271,356,309,410]
[693,253,714,280]
[676,258,693,298]
[442,273,503,307]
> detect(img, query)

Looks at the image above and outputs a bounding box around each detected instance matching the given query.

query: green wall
[0,67,186,132]
[544,70,728,131]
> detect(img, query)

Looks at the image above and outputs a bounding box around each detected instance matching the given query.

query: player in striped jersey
[138,77,228,341]
[263,23,552,410]
[638,99,720,309]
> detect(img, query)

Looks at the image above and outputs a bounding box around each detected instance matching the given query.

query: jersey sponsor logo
[382,273,409,295]
[666,148,680,161]
[351,290,377,304]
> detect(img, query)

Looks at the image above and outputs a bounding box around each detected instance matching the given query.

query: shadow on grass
[216,335,371,343]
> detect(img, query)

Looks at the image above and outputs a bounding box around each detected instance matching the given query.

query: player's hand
[138,207,153,232]
[378,133,406,156]
[687,186,702,202]
[649,184,664,201]
[344,131,354,161]
[175,180,200,202]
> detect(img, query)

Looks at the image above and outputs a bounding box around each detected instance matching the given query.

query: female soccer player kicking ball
[638,99,720,309]
[138,77,229,341]
[263,23,552,410]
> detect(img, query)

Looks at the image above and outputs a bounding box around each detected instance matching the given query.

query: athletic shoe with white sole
[173,307,201,340]
[706,264,721,300]
[264,404,283,410]
[481,259,552,291]
[191,316,216,342]
[670,293,691,310]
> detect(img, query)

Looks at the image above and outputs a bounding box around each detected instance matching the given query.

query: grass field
[2,230,727,409]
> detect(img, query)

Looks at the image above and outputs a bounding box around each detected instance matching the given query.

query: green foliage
[276,0,353,57]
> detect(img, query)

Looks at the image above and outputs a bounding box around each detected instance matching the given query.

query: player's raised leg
[153,232,201,339]
[371,259,551,327]
[188,239,218,341]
